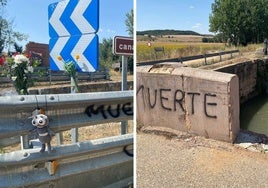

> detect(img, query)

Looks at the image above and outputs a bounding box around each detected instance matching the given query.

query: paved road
[136,129,268,188]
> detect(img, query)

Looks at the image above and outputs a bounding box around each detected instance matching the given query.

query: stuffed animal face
[32,114,49,128]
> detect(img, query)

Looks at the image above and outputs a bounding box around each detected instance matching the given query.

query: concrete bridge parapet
[137,63,240,142]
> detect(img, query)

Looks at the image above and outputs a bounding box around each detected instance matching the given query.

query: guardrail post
[89,72,93,81]
[180,57,183,63]
[20,135,29,149]
[105,68,110,80]
[56,133,63,145]
[204,54,207,65]
[71,128,78,143]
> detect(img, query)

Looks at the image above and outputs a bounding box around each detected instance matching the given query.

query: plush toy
[31,114,54,153]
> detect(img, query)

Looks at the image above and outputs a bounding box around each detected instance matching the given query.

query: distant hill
[137,29,201,36]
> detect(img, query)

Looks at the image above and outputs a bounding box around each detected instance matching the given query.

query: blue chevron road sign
[48,0,99,72]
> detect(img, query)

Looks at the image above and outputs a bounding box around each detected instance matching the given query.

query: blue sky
[136,0,214,35]
[4,0,133,48]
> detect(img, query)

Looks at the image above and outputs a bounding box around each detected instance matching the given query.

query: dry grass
[137,41,227,62]
[137,35,262,63]
[158,35,205,42]
[1,121,133,153]
[109,69,133,81]
[59,121,133,144]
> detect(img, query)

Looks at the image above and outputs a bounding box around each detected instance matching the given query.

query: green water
[240,95,268,136]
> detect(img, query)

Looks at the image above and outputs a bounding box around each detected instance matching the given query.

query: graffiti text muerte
[137,85,217,118]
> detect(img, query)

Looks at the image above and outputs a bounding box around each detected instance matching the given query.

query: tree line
[209,0,268,46]
[137,29,201,36]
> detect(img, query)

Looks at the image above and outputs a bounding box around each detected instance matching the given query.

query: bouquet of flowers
[7,54,34,95]
[58,55,80,93]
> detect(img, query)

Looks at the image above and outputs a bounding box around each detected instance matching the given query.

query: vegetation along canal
[240,95,268,136]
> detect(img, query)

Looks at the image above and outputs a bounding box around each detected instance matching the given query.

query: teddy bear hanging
[30,111,55,153]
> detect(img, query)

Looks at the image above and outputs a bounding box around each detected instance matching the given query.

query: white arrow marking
[70,0,95,34]
[50,37,70,71]
[71,35,95,72]
[49,1,70,37]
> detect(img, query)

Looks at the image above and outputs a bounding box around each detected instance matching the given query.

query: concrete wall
[137,63,240,142]
[214,58,268,104]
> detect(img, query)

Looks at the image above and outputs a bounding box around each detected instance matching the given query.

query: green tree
[99,9,134,72]
[125,9,133,37]
[0,18,8,53]
[14,42,23,53]
[125,9,134,73]
[0,1,28,53]
[209,0,268,46]
[99,38,133,74]
[0,18,28,53]
[99,38,119,69]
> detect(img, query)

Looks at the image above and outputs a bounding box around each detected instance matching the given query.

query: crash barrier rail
[137,49,239,66]
[0,134,133,187]
[0,67,110,83]
[0,91,133,187]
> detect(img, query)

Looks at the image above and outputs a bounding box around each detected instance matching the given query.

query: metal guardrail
[0,67,110,83]
[0,134,133,187]
[137,49,239,66]
[0,91,133,187]
[0,91,133,139]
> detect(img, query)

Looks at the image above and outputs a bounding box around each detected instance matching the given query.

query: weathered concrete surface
[137,63,240,142]
[212,58,268,104]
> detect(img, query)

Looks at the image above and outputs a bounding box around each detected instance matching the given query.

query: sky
[136,0,215,35]
[3,0,133,49]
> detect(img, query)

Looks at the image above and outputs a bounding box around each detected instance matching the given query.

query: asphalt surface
[136,129,268,188]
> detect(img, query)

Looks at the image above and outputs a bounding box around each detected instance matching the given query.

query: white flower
[11,76,17,81]
[11,64,17,69]
[13,54,30,64]
[27,66,34,73]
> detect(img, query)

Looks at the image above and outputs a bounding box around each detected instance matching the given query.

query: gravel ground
[136,128,268,188]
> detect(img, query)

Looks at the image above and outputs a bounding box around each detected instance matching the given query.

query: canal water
[240,95,268,136]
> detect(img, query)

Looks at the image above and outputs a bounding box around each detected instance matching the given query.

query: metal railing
[137,50,239,66]
[0,91,133,187]
[0,134,133,187]
[0,67,110,83]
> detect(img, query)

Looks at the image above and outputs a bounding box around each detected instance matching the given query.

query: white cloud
[189,5,194,9]
[192,23,202,29]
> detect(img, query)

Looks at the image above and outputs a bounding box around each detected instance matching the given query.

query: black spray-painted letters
[85,102,133,119]
[137,85,217,119]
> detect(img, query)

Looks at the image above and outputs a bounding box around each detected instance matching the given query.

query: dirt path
[137,129,268,188]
